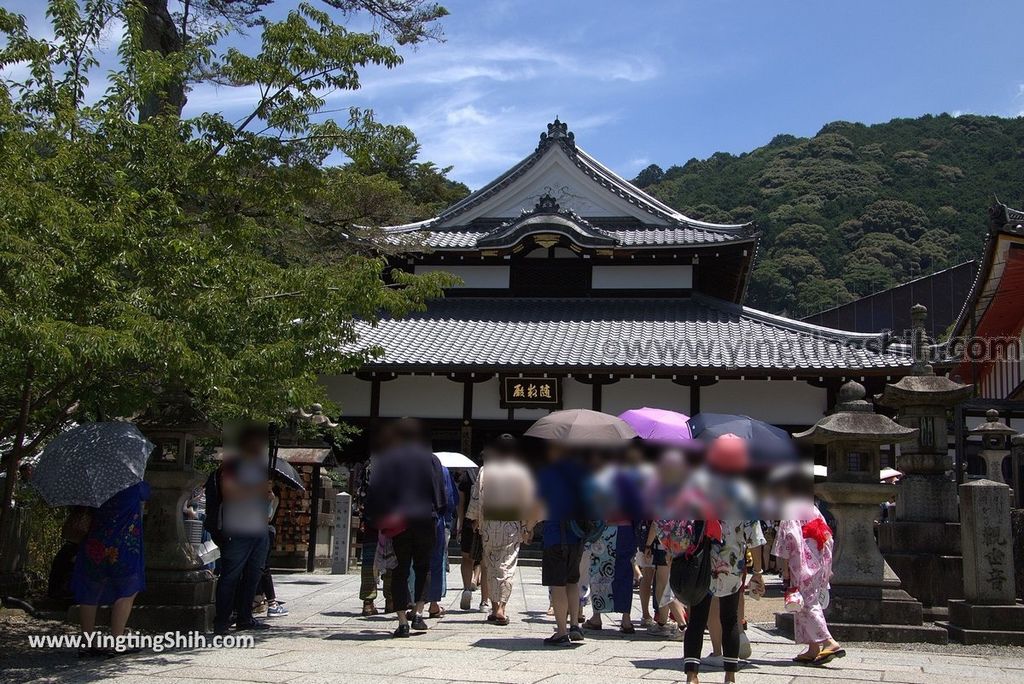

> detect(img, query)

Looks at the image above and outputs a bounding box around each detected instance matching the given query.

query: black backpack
[669,521,712,606]
[203,466,224,543]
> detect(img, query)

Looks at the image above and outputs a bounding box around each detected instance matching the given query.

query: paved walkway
[22,568,1024,684]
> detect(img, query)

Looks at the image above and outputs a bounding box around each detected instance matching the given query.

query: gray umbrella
[33,422,153,507]
[524,409,638,444]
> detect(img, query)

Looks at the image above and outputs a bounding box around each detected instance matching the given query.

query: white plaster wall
[562,377,592,410]
[379,375,463,419]
[701,380,826,425]
[592,265,693,289]
[600,378,690,417]
[472,377,506,420]
[321,374,371,417]
[414,265,510,289]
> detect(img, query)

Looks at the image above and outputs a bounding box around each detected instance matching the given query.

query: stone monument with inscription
[944,479,1024,645]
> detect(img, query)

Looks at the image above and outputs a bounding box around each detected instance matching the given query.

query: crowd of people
[51,414,843,681]
[356,417,844,684]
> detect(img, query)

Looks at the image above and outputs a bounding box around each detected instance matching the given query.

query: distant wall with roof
[801,261,976,339]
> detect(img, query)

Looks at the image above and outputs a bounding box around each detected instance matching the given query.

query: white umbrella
[435,451,477,469]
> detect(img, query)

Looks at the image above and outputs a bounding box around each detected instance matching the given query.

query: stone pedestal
[137,469,216,631]
[816,482,948,643]
[943,479,1024,645]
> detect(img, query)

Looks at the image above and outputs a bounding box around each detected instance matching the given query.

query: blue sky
[8,1,1024,188]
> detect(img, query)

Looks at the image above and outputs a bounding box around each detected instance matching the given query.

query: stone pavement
[23,567,1024,684]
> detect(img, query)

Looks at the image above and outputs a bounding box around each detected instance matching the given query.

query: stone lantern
[877,304,973,617]
[793,380,947,642]
[133,393,219,632]
[968,409,1014,485]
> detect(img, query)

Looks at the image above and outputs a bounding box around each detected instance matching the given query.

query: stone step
[775,611,949,644]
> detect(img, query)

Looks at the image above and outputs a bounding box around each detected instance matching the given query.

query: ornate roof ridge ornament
[533,193,560,213]
[537,117,576,153]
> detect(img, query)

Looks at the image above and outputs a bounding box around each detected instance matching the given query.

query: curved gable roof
[384,119,756,250]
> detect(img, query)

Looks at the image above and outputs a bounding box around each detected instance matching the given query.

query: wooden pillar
[592,383,603,412]
[461,380,473,456]
[369,378,381,422]
[689,383,701,415]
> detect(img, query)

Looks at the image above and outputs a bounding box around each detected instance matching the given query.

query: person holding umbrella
[32,422,155,656]
[72,479,150,654]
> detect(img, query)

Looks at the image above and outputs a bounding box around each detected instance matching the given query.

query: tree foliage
[0,0,466,522]
[639,114,1024,317]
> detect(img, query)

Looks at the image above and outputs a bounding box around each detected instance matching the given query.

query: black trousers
[390,519,436,612]
[683,590,742,673]
[258,526,276,602]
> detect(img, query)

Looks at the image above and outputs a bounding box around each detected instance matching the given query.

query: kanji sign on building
[500,376,561,409]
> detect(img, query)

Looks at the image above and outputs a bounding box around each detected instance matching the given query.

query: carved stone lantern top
[795,381,918,446]
[969,409,1016,438]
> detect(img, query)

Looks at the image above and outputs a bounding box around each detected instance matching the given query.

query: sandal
[793,653,817,663]
[428,607,446,619]
[813,647,846,665]
[583,618,603,630]
[362,602,378,617]
[619,623,635,635]
[493,616,510,626]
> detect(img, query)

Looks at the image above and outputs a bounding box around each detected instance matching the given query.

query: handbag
[377,513,408,539]
[669,521,712,606]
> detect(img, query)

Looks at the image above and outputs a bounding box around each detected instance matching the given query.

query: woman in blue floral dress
[72,480,150,646]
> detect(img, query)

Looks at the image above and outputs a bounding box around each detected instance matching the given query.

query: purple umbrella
[618,407,694,446]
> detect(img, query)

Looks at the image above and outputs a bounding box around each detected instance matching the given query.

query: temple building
[951,201,1024,400]
[324,119,914,454]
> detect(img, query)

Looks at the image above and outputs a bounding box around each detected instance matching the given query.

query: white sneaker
[647,621,671,637]
[266,601,288,617]
[704,653,724,667]
[479,599,491,613]
[460,590,472,610]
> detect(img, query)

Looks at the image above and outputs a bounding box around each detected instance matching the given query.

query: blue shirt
[537,459,588,548]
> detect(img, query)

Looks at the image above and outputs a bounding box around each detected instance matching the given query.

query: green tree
[0,1,454,542]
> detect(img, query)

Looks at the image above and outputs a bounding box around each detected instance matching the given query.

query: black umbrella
[688,412,797,468]
[271,457,305,491]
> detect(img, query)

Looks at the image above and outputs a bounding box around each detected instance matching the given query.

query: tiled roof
[351,296,912,373]
[382,119,756,251]
[391,223,749,250]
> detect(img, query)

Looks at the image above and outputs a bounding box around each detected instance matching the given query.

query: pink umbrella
[618,407,693,445]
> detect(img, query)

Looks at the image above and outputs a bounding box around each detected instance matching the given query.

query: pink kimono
[772,501,834,644]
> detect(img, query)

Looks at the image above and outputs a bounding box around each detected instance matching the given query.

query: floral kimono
[72,481,149,605]
[772,501,834,644]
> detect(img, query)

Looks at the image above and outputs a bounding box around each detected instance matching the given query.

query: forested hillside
[634,114,1024,317]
